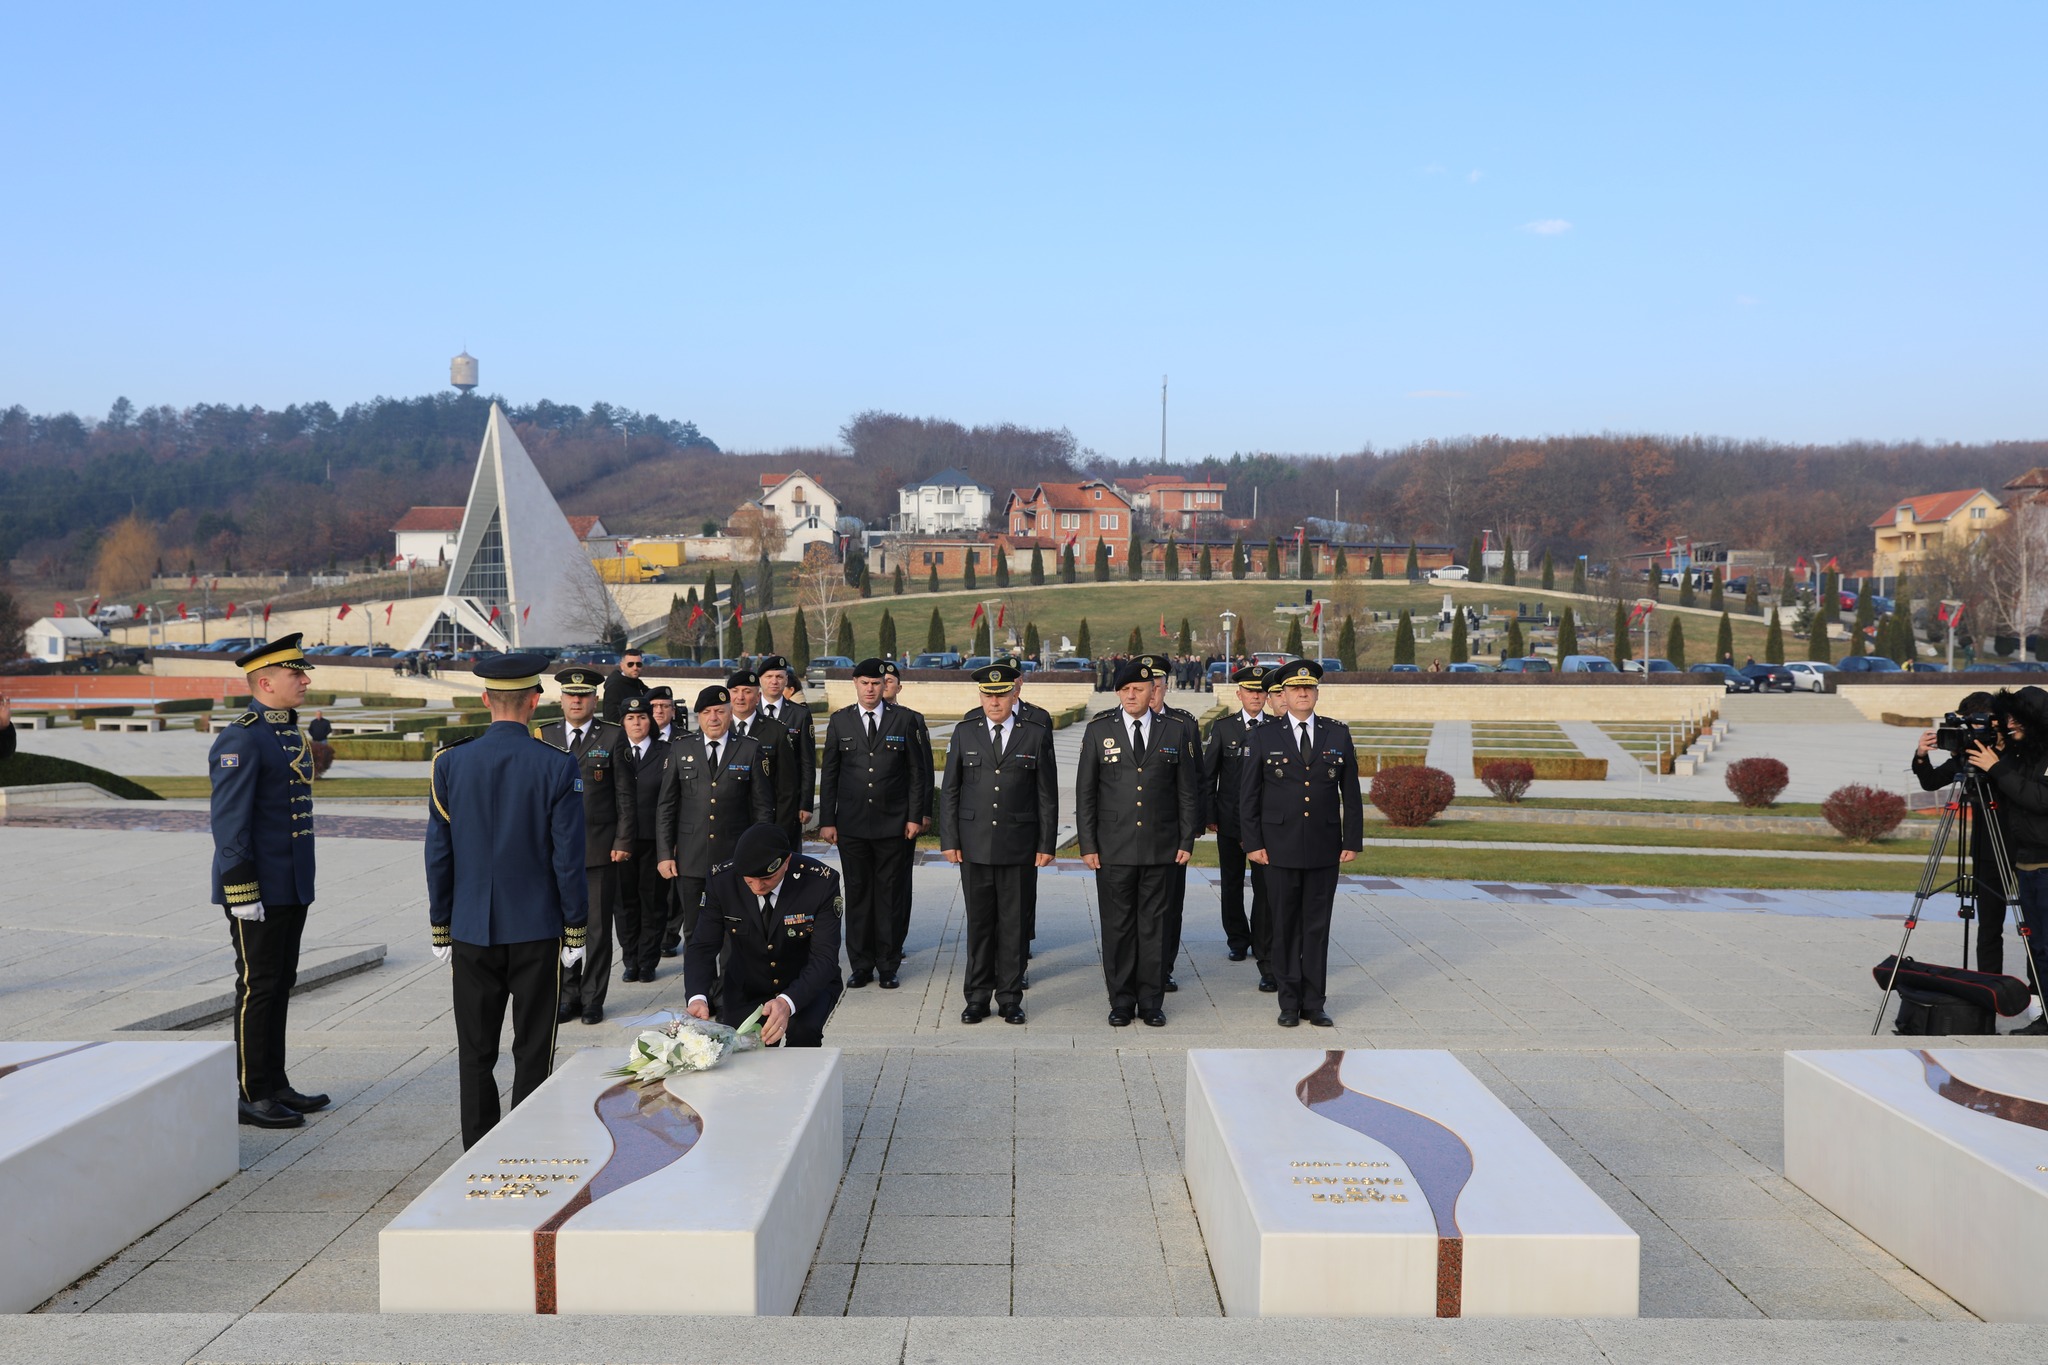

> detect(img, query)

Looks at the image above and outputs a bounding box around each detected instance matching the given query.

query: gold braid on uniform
[431,923,452,948]
[563,922,587,950]
[222,868,261,907]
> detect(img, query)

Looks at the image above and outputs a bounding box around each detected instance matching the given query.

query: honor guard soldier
[755,655,816,836]
[960,659,1052,962]
[820,658,933,989]
[1138,653,1200,993]
[1239,659,1364,1028]
[1075,659,1201,1027]
[1204,664,1275,987]
[210,634,325,1128]
[537,667,635,1025]
[425,654,588,1150]
[940,662,1059,1024]
[615,695,670,982]
[647,686,687,744]
[726,667,803,851]
[656,685,775,963]
[686,825,844,1048]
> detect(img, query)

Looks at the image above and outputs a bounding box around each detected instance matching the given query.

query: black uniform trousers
[619,838,667,976]
[561,866,616,1012]
[1266,864,1338,1013]
[961,862,1029,1009]
[780,989,840,1048]
[1096,864,1170,1013]
[451,938,559,1150]
[1022,866,1039,947]
[1216,833,1270,963]
[842,835,912,975]
[1161,863,1188,984]
[226,904,306,1103]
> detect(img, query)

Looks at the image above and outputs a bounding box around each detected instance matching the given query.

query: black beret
[725,669,760,689]
[733,823,792,879]
[879,659,902,678]
[647,685,674,702]
[693,686,731,712]
[757,654,791,675]
[1113,659,1154,690]
[853,657,887,679]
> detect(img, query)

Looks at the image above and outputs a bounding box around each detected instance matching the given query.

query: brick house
[1002,480,1135,568]
[1112,475,1229,535]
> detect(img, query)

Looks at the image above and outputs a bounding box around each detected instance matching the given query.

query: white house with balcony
[895,467,994,534]
[751,470,840,562]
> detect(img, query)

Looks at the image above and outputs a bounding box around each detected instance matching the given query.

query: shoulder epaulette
[1092,705,1120,720]
[235,712,259,727]
[438,733,481,752]
[710,859,734,875]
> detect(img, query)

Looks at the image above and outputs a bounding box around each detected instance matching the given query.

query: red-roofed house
[1870,488,2006,575]
[1112,475,1229,534]
[1003,479,1134,568]
[393,506,609,567]
[742,470,840,561]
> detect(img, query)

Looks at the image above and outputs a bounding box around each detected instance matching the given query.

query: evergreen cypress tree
[1405,542,1419,580]
[1030,547,1045,585]
[1556,607,1579,658]
[1499,536,1517,585]
[1716,610,1734,664]
[1504,618,1525,659]
[859,563,872,597]
[835,616,855,659]
[1821,569,1841,622]
[1061,546,1077,584]
[1468,535,1485,583]
[1300,538,1315,580]
[1128,625,1144,653]
[1338,614,1358,670]
[1393,610,1416,665]
[1023,621,1040,658]
[843,542,866,589]
[754,616,774,654]
[963,554,977,591]
[1094,541,1111,581]
[1666,618,1687,668]
[1645,565,1661,602]
[1612,598,1632,664]
[791,610,812,669]
[1852,578,1874,655]
[1231,538,1247,580]
[1781,567,1797,602]
[1742,575,1759,616]
[1571,558,1587,594]
[1370,547,1385,579]
[1127,533,1142,580]
[1678,569,1696,608]
[1541,550,1555,590]
[995,552,1009,588]
[928,563,940,593]
[1265,539,1280,580]
[893,565,906,595]
[1077,618,1092,659]
[1765,611,1785,664]
[703,569,719,613]
[757,552,775,610]
[1164,538,1180,579]
[1285,616,1304,655]
[1808,610,1832,661]
[1198,544,1213,579]
[665,592,688,658]
[1333,545,1349,578]
[878,609,896,659]
[1177,617,1193,653]
[1709,570,1724,612]
[974,615,991,655]
[1449,612,1468,663]
[926,607,946,652]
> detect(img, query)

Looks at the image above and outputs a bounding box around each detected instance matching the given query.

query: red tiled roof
[2007,468,2048,491]
[761,473,786,489]
[1869,488,1993,528]
[1020,481,1131,512]
[567,515,602,540]
[392,506,465,533]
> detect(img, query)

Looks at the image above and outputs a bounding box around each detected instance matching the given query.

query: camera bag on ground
[1873,955,2030,1031]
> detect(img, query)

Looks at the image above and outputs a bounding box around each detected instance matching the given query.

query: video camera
[1935,711,2002,757]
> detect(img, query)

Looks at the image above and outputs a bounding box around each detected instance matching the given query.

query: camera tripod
[1872,767,2042,1035]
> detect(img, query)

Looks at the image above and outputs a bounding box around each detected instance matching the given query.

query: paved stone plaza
[5,789,2046,1362]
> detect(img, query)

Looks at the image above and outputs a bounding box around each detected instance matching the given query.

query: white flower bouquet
[608,1005,766,1085]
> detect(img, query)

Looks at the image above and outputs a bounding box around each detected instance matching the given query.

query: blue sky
[3,3,2042,458]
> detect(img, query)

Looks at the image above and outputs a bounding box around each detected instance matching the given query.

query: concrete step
[1720,692,1867,724]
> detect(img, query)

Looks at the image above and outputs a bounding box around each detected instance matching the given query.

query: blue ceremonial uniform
[426,717,590,1147]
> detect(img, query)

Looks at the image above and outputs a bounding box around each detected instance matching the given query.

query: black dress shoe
[2014,1016,2048,1035]
[1163,977,1179,993]
[1142,1009,1167,1028]
[639,965,658,983]
[878,973,900,990]
[1306,1009,1334,1027]
[847,971,872,989]
[661,945,679,958]
[1020,974,1030,990]
[1001,1005,1025,1025]
[582,1005,604,1025]
[557,999,581,1023]
[962,1004,989,1024]
[1257,975,1279,993]
[1278,1010,1301,1028]
[272,1087,329,1113]
[1227,947,1249,962]
[238,1098,303,1128]
[1108,1009,1134,1027]
[621,967,639,983]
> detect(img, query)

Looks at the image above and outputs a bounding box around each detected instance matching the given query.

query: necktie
[1298,722,1310,756]
[707,740,719,769]
[762,892,775,926]
[1131,717,1145,760]
[572,726,585,748]
[635,742,646,761]
[866,710,877,742]
[992,721,1003,751]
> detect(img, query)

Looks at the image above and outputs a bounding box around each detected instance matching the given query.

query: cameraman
[1916,691,2011,975]
[1968,686,2048,1033]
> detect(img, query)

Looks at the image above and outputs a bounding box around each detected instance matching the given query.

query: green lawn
[136,776,431,799]
[1176,841,1917,890]
[1358,817,1928,855]
[1459,796,1848,817]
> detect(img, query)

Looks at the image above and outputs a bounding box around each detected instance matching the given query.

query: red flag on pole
[1158,614,1168,638]
[52,601,65,618]
[384,603,394,624]
[733,603,743,628]
[688,604,704,626]
[1937,600,1966,627]
[224,602,237,619]
[189,575,198,588]
[176,602,188,620]
[88,596,100,615]
[970,603,986,626]
[522,606,531,622]
[488,604,501,623]
[1629,600,1656,626]
[996,605,1006,628]
[1310,602,1323,631]
[131,603,145,619]
[337,603,352,621]
[1825,555,1839,572]
[1794,556,1808,573]
[261,603,272,625]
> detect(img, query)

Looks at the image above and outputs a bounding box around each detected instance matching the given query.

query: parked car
[1446,661,1496,673]
[1387,663,1423,673]
[1738,662,1796,691]
[909,651,965,670]
[1689,662,1757,692]
[1834,655,1903,673]
[1049,658,1094,673]
[1620,659,1682,674]
[960,656,994,672]
[1785,661,1838,692]
[1497,657,1553,673]
[1319,657,1345,675]
[1559,655,1620,673]
[1251,651,1290,667]
[806,655,854,672]
[1428,565,1470,581]
[1905,660,1949,672]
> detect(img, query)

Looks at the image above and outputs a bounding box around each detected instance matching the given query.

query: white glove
[432,944,452,965]
[562,946,586,969]
[231,902,266,922]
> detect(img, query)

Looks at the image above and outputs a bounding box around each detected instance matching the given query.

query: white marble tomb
[1185,1049,1639,1318]
[0,1040,238,1313]
[1787,1048,2048,1323]
[380,1046,842,1315]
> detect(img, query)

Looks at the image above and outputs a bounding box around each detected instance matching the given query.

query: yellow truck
[592,554,661,583]
[630,539,687,568]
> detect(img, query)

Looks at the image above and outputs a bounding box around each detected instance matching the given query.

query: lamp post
[1220,610,1238,665]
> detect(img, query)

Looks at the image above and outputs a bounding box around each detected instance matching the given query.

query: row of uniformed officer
[1131,653,1199,995]
[725,666,804,851]
[426,654,589,1149]
[957,672,1050,960]
[1074,659,1202,1026]
[536,668,634,1025]
[656,685,776,966]
[940,662,1058,1023]
[819,658,932,988]
[884,661,934,961]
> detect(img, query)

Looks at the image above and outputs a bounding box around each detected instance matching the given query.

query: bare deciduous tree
[794,555,858,656]
[728,504,787,561]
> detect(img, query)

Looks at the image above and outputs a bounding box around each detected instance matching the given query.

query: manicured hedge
[0,752,161,800]
[153,697,214,714]
[76,705,135,718]
[329,738,434,761]
[1469,755,1608,781]
[1880,712,1934,728]
[359,695,427,709]
[424,722,491,746]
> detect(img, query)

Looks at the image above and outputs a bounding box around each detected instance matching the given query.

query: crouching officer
[538,667,634,1026]
[210,634,324,1128]
[425,654,588,1150]
[686,825,843,1047]
[941,661,1058,1024]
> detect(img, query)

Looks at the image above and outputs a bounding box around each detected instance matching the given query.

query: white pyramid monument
[424,403,605,650]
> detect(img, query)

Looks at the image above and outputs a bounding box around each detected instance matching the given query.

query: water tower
[450,350,479,393]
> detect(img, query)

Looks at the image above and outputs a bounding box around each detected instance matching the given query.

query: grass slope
[0,753,162,801]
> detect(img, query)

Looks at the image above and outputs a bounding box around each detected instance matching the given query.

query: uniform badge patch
[219,754,239,768]
[573,777,585,792]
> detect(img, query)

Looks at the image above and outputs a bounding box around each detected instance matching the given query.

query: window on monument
[456,511,508,603]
